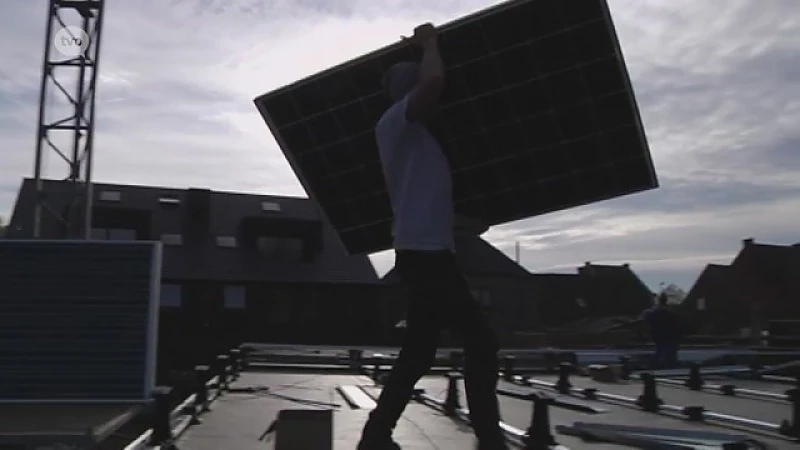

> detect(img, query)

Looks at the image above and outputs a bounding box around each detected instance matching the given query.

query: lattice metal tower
[33,0,106,238]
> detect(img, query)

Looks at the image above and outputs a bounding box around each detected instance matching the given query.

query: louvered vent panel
[0,240,161,402]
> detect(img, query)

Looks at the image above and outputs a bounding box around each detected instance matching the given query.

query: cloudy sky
[1,0,798,290]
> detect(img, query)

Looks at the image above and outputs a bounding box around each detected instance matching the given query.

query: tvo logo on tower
[53,25,89,57]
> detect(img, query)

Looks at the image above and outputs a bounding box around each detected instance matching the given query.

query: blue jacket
[642,306,680,343]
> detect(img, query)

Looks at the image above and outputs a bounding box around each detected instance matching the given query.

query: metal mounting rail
[413,390,570,450]
[645,362,794,402]
[656,377,790,402]
[122,375,221,450]
[122,349,243,450]
[518,375,786,436]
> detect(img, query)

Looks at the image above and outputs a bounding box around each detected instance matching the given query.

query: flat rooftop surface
[176,370,798,449]
[177,372,478,449]
[245,342,800,363]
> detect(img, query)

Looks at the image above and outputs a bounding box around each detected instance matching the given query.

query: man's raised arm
[405,23,445,123]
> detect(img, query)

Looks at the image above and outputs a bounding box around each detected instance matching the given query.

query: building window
[92,228,137,240]
[216,236,237,248]
[160,234,183,246]
[158,196,180,206]
[257,236,302,261]
[697,298,706,311]
[470,289,491,307]
[161,284,182,308]
[261,201,281,212]
[108,228,137,241]
[224,285,246,309]
[99,190,121,202]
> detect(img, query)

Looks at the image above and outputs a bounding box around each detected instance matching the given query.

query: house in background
[380,231,539,345]
[529,273,582,327]
[533,262,654,329]
[7,178,385,368]
[381,233,655,344]
[679,264,733,334]
[577,262,654,317]
[682,238,800,336]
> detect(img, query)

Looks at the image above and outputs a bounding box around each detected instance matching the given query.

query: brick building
[7,178,386,367]
[682,238,800,335]
[381,234,654,344]
[380,231,539,345]
[532,262,654,328]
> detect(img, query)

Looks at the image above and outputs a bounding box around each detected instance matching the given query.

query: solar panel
[255,0,657,255]
[0,240,161,402]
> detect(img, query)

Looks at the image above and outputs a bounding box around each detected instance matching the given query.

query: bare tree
[659,283,687,305]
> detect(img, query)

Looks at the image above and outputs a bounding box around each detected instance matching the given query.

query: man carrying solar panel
[357,23,509,450]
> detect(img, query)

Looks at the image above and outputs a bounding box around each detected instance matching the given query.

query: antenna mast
[32,0,106,238]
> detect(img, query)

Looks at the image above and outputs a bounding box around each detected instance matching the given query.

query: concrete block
[588,364,618,383]
[276,408,333,450]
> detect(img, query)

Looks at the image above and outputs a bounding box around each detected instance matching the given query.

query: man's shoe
[358,411,400,449]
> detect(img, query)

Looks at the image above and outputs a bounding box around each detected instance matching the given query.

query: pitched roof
[380,240,653,325]
[730,239,800,316]
[381,233,530,284]
[528,273,584,326]
[679,239,800,333]
[8,178,379,284]
[682,264,731,308]
[733,240,800,293]
[577,262,654,317]
[529,263,653,326]
[452,233,531,277]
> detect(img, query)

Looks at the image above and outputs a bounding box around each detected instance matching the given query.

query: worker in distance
[641,292,684,368]
[357,23,509,450]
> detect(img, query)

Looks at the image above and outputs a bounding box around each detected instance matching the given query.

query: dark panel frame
[254,0,656,255]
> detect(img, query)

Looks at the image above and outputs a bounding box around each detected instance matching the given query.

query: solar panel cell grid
[255,0,656,255]
[0,241,158,401]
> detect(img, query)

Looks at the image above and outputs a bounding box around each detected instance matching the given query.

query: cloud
[613,0,800,182]
[0,0,798,291]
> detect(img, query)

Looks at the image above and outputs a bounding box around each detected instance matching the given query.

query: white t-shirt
[375,94,454,252]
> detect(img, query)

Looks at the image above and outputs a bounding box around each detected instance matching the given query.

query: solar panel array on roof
[255,0,657,255]
[0,241,160,402]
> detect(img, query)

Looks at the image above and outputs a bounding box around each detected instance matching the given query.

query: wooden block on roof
[588,364,619,383]
[275,409,333,450]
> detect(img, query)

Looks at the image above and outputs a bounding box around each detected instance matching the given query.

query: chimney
[584,261,591,267]
[184,188,212,238]
[743,238,754,247]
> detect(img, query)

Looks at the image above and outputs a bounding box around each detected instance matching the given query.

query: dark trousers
[653,340,679,369]
[365,250,504,443]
